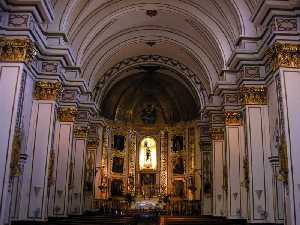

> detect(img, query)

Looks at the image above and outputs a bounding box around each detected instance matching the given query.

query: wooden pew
[160,216,226,225]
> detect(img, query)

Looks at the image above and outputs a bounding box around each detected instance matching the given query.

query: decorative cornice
[87,138,99,149]
[224,111,242,126]
[0,38,36,62]
[58,107,77,122]
[210,127,224,140]
[34,81,62,101]
[266,42,300,72]
[240,86,267,105]
[74,126,89,139]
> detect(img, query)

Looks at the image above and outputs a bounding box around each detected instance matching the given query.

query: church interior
[0,0,300,225]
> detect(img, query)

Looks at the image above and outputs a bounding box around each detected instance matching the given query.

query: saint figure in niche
[145,141,151,162]
[140,137,157,170]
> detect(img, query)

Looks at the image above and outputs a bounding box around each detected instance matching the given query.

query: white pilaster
[211,128,226,217]
[194,125,201,200]
[0,63,24,224]
[18,100,56,221]
[94,126,103,200]
[48,119,74,217]
[69,126,88,215]
[225,112,246,219]
[84,139,98,211]
[279,69,300,225]
[244,105,275,223]
[10,70,34,221]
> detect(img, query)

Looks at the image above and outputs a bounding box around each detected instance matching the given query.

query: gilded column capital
[240,86,267,105]
[0,38,36,62]
[266,42,300,72]
[87,138,99,149]
[58,107,78,122]
[210,127,224,140]
[34,81,62,101]
[224,111,242,126]
[74,126,89,139]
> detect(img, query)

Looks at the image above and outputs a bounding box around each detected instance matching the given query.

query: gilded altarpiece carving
[110,127,128,196]
[97,124,198,200]
[168,127,188,199]
[98,127,111,198]
[160,131,168,195]
[128,130,137,194]
[188,128,196,199]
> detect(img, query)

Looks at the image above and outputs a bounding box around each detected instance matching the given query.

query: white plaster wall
[280,69,300,225]
[0,63,24,224]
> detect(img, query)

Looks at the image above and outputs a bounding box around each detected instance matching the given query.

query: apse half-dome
[101,69,200,124]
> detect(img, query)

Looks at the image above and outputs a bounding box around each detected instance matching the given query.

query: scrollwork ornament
[243,156,250,192]
[10,129,22,177]
[278,134,289,184]
[240,86,267,105]
[34,81,62,101]
[222,164,228,193]
[0,38,36,62]
[48,151,55,187]
[68,161,74,189]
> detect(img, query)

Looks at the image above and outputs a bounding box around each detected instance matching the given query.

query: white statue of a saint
[145,141,151,163]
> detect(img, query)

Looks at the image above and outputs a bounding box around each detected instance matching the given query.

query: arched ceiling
[101,69,200,124]
[49,0,257,98]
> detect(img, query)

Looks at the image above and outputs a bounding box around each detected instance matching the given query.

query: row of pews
[160,216,247,225]
[12,215,247,225]
[12,215,137,225]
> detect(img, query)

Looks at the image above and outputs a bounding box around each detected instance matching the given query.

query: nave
[1,1,300,225]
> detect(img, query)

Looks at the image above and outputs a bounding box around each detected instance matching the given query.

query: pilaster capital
[0,38,36,62]
[210,127,224,140]
[74,125,89,139]
[266,42,300,72]
[224,111,242,126]
[87,138,99,150]
[34,81,62,101]
[240,86,267,105]
[57,107,78,122]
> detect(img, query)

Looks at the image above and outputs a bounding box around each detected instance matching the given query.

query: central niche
[139,137,157,170]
